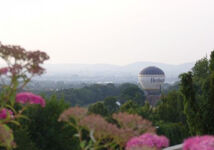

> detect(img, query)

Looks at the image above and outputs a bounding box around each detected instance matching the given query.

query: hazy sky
[0,0,214,65]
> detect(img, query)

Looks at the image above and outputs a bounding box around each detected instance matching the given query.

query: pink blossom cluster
[0,108,14,119]
[183,135,214,150]
[126,133,169,150]
[16,92,45,107]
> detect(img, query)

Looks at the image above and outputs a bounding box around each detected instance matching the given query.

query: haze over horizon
[1,0,214,65]
[44,60,194,67]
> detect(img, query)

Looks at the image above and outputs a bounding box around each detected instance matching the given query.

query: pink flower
[0,108,14,119]
[16,92,45,107]
[126,133,169,150]
[0,67,8,75]
[183,135,214,150]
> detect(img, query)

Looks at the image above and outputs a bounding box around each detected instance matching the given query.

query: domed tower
[138,66,165,105]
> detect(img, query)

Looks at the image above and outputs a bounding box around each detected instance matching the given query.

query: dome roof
[139,66,165,75]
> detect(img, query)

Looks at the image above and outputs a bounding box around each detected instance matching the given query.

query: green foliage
[87,84,146,117]
[180,72,203,135]
[119,100,140,114]
[157,122,188,146]
[140,102,153,120]
[103,97,119,114]
[119,84,145,105]
[192,57,209,80]
[209,51,214,71]
[179,50,214,135]
[155,91,185,123]
[44,83,146,108]
[152,91,188,145]
[14,127,40,150]
[88,102,108,116]
[45,84,120,106]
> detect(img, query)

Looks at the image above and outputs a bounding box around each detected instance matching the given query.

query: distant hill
[40,62,195,83]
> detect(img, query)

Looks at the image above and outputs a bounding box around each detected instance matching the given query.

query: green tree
[140,102,153,120]
[119,100,140,114]
[103,97,119,114]
[180,72,201,135]
[88,102,108,116]
[180,51,214,135]
[120,85,145,105]
[155,91,185,123]
[192,57,209,80]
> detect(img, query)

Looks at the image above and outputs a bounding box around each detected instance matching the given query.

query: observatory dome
[140,66,165,75]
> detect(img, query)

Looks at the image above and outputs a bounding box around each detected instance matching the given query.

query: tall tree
[180,72,202,135]
[180,50,214,135]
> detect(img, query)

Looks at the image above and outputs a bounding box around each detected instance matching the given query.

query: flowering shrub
[126,133,169,150]
[0,42,49,149]
[183,135,214,150]
[59,107,155,150]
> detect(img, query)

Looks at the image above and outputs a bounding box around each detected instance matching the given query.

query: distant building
[138,66,165,105]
